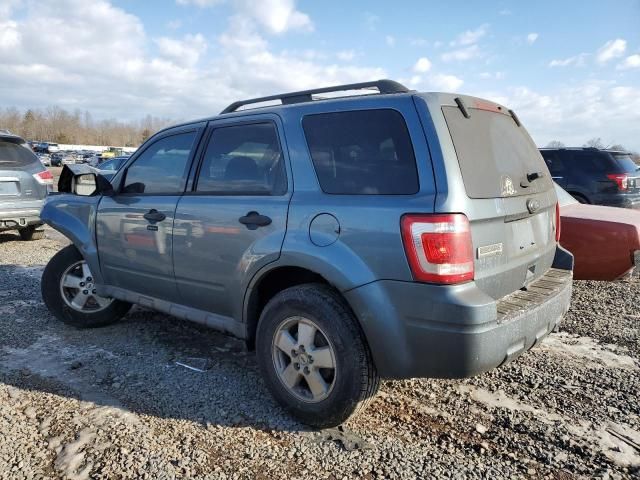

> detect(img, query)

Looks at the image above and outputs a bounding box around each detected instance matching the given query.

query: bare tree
[545,140,565,148]
[583,137,605,149]
[0,106,173,147]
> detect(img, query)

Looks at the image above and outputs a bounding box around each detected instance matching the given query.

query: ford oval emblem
[527,199,540,214]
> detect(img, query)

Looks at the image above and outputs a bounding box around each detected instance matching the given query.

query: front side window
[122,131,196,194]
[195,123,286,195]
[303,109,419,195]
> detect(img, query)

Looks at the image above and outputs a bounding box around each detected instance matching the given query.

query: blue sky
[1,0,640,149]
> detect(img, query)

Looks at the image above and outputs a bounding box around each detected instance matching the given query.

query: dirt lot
[0,228,638,479]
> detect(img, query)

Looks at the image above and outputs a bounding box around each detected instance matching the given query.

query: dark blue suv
[540,147,640,208]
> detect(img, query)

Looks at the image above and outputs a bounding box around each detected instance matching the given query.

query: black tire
[256,284,380,428]
[570,193,589,204]
[41,245,131,328]
[19,226,45,241]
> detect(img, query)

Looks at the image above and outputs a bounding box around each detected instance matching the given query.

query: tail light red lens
[401,213,474,284]
[555,203,561,242]
[33,170,54,185]
[606,173,629,191]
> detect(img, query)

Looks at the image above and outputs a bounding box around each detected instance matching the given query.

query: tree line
[0,106,174,147]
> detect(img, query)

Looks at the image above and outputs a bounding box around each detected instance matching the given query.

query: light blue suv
[41,80,573,427]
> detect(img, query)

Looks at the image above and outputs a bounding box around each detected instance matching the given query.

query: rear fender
[40,194,103,283]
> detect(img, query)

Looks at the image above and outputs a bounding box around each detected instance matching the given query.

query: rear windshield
[0,140,39,168]
[443,106,552,198]
[610,153,639,174]
[303,109,419,195]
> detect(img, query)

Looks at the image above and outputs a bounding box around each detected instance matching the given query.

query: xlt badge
[478,243,504,259]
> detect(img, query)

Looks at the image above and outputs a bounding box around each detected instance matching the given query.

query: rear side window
[541,151,566,176]
[122,132,196,194]
[303,109,419,195]
[443,106,551,198]
[196,123,286,195]
[0,141,39,168]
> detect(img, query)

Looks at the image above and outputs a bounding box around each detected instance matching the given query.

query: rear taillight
[401,213,474,284]
[555,203,561,242]
[33,170,54,186]
[607,173,629,191]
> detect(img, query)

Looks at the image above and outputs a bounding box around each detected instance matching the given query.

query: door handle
[143,209,166,222]
[239,211,272,230]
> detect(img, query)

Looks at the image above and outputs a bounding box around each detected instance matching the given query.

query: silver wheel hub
[272,316,337,403]
[60,260,114,313]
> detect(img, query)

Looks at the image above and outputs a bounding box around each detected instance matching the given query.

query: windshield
[443,105,552,198]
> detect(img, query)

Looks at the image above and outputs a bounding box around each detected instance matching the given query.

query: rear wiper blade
[520,171,545,188]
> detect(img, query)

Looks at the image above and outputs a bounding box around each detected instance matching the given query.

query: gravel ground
[0,228,638,479]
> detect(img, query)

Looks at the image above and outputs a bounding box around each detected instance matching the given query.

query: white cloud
[451,24,488,46]
[499,9,511,16]
[596,38,626,64]
[155,34,207,67]
[385,35,395,47]
[526,33,538,45]
[177,0,312,34]
[409,37,428,47]
[428,73,464,91]
[337,50,356,61]
[0,0,384,120]
[617,54,640,70]
[441,44,480,62]
[474,81,640,151]
[548,53,589,67]
[479,71,504,80]
[413,57,432,73]
[364,12,379,31]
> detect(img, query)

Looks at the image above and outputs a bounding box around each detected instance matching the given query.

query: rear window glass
[303,109,419,195]
[610,153,639,173]
[443,106,552,198]
[0,141,39,168]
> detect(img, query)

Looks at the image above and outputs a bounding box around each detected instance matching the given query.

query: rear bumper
[345,247,573,379]
[0,206,44,231]
[595,193,640,209]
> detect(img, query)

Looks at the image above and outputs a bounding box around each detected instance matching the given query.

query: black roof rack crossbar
[221,79,410,114]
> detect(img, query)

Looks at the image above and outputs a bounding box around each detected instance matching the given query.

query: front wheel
[256,284,380,428]
[19,226,45,241]
[41,245,131,328]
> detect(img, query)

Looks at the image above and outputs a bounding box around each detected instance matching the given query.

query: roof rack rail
[220,79,410,114]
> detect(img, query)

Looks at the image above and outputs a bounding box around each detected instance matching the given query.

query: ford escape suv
[0,131,52,240]
[540,147,640,208]
[40,80,573,427]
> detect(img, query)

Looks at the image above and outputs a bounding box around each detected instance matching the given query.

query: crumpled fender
[40,194,103,284]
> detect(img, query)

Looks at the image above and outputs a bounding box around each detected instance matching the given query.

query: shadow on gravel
[0,263,315,436]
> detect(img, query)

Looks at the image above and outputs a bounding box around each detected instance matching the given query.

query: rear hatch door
[0,137,48,207]
[441,98,557,300]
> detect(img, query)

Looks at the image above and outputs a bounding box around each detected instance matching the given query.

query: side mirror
[58,164,114,196]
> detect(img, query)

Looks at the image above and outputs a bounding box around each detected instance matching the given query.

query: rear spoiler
[453,97,522,126]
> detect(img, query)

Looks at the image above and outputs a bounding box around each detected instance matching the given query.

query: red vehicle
[556,184,640,280]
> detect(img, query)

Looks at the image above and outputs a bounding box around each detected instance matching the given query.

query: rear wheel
[19,226,45,241]
[256,284,380,427]
[570,193,589,204]
[42,245,131,328]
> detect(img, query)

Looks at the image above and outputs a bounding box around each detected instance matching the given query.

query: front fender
[40,194,103,283]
